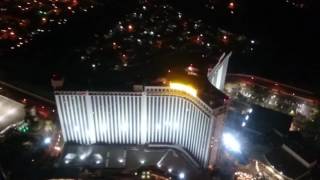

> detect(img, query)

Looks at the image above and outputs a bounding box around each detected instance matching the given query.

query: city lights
[234,171,254,180]
[0,0,316,179]
[169,82,197,97]
[1,0,95,50]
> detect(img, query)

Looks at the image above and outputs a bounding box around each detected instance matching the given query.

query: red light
[223,35,228,41]
[127,24,134,32]
[228,2,235,9]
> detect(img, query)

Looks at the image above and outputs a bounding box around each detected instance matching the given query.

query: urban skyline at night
[0,0,319,180]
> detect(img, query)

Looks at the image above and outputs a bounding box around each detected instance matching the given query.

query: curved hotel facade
[55,85,225,167]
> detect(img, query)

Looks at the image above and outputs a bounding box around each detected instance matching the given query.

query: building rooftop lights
[169,82,197,97]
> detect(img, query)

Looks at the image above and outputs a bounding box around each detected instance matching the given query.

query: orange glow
[169,82,197,97]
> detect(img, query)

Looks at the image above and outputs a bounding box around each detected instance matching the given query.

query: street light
[79,154,86,160]
[44,137,51,144]
[140,159,145,165]
[179,172,185,179]
[118,158,124,163]
[241,122,246,127]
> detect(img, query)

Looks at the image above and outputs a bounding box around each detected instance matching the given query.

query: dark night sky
[175,0,319,94]
[228,0,319,94]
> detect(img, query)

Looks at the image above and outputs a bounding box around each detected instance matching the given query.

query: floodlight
[222,133,241,153]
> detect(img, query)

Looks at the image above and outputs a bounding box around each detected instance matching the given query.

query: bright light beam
[222,133,241,153]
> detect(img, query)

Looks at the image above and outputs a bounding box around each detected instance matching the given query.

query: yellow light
[169,82,197,97]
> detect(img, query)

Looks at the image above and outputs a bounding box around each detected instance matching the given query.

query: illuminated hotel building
[55,54,230,168]
[56,87,227,167]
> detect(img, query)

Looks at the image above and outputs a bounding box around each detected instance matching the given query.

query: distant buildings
[224,74,320,130]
